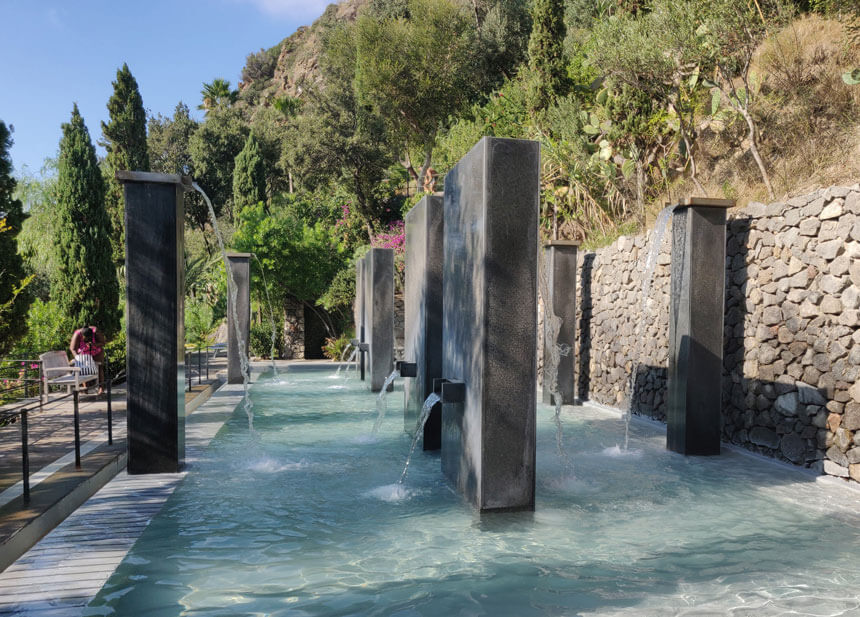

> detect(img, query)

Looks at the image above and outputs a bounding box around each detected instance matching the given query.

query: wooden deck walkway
[0,377,248,617]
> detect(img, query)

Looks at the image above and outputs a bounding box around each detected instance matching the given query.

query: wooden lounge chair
[39,350,99,403]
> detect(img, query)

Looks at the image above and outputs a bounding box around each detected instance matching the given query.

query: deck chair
[39,350,99,403]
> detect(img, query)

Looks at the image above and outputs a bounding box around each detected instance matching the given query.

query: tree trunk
[417,145,434,196]
[739,105,775,200]
[675,86,706,196]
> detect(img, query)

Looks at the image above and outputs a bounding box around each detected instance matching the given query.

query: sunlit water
[87,366,860,616]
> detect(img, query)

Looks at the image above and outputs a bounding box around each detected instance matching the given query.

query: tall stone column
[666,197,734,455]
[403,195,444,449]
[117,171,187,474]
[441,137,540,512]
[354,255,367,379]
[226,252,251,385]
[542,241,579,406]
[364,248,394,392]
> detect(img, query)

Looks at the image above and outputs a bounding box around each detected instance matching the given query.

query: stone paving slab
[0,370,255,617]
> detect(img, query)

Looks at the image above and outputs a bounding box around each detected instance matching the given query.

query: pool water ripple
[85,368,860,616]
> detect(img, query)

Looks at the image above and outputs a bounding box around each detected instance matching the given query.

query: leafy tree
[16,158,59,300]
[148,102,197,176]
[527,0,569,111]
[101,63,150,269]
[188,106,249,224]
[233,133,267,213]
[198,78,238,112]
[0,121,32,353]
[232,201,348,337]
[353,0,483,191]
[286,25,395,239]
[53,105,120,337]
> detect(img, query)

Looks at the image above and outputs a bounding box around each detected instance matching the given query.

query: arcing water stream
[192,182,254,431]
[371,369,400,436]
[623,205,674,449]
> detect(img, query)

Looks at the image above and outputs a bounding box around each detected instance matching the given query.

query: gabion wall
[574,185,860,481]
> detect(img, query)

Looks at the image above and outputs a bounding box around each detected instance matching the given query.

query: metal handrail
[3,351,127,505]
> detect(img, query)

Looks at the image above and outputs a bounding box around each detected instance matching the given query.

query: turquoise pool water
[87,366,860,616]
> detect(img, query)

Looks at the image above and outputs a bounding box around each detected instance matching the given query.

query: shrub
[323,333,353,361]
[249,322,282,359]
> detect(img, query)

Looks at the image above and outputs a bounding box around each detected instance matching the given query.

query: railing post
[39,363,44,410]
[206,346,210,380]
[198,345,202,385]
[106,350,113,446]
[73,390,81,469]
[21,409,29,504]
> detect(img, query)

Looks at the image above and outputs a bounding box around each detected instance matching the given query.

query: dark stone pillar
[666,197,734,456]
[441,137,540,512]
[117,171,187,474]
[226,252,251,385]
[354,255,367,380]
[542,241,579,406]
[404,195,444,450]
[364,248,394,392]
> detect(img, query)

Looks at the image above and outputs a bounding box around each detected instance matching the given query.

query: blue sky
[0,0,330,176]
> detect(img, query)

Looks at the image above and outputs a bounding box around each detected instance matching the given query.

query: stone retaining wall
[574,185,860,481]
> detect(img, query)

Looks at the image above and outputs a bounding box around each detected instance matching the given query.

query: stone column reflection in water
[403,195,444,449]
[226,253,251,385]
[666,197,734,456]
[542,241,579,406]
[117,171,188,473]
[363,248,395,392]
[441,137,539,512]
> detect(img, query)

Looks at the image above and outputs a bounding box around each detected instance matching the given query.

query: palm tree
[198,78,238,112]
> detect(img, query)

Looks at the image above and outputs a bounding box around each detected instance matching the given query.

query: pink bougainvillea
[371,221,406,276]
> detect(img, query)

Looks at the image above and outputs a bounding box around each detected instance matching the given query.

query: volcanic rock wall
[574,185,860,481]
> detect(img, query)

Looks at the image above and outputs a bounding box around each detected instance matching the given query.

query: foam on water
[601,445,644,458]
[365,483,410,502]
[245,457,309,473]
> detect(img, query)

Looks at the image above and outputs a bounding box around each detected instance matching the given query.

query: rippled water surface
[87,366,860,616]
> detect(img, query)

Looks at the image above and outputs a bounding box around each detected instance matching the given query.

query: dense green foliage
[232,134,267,213]
[53,105,121,338]
[101,64,150,268]
[0,121,31,354]
[9,0,859,359]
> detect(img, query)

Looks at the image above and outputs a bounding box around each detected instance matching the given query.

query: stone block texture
[441,137,539,512]
[574,184,860,480]
[404,195,444,449]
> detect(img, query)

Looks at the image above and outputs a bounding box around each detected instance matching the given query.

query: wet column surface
[118,171,187,473]
[226,253,251,385]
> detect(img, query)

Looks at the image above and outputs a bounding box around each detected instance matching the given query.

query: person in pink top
[69,326,107,394]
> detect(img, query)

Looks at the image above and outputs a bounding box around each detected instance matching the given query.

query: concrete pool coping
[2,366,856,615]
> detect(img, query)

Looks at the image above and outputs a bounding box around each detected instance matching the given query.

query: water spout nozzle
[350,338,360,347]
[396,361,418,378]
[433,378,466,403]
[358,343,370,352]
[179,175,195,192]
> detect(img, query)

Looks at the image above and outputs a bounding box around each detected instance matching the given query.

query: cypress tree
[232,133,266,215]
[527,0,568,112]
[54,105,120,338]
[0,121,31,353]
[102,63,149,269]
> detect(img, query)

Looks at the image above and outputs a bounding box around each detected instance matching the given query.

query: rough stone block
[441,137,539,511]
[118,171,186,474]
[667,199,731,456]
[226,253,251,385]
[403,195,444,449]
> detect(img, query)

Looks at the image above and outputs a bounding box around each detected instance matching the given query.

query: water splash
[623,205,674,449]
[398,392,440,484]
[191,182,254,431]
[251,254,281,381]
[335,343,354,378]
[539,248,574,476]
[371,369,400,436]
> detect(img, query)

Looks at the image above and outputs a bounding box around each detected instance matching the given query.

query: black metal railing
[1,353,127,505]
[184,344,223,392]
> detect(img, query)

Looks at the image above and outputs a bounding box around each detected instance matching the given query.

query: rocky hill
[238,0,367,102]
